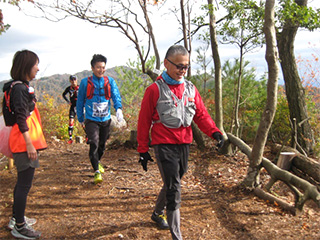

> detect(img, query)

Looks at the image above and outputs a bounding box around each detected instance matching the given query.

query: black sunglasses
[166,58,189,71]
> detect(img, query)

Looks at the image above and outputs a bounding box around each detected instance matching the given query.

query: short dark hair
[165,45,189,59]
[69,75,76,81]
[10,50,39,81]
[90,54,107,68]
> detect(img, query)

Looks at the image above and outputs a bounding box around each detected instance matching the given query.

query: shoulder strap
[86,76,110,100]
[86,76,94,99]
[155,78,165,101]
[103,76,111,100]
[5,81,24,112]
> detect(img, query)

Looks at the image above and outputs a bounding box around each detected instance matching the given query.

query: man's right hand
[138,152,154,171]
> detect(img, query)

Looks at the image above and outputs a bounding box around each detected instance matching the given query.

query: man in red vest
[137,45,224,240]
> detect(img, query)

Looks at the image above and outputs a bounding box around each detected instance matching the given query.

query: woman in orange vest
[3,50,47,239]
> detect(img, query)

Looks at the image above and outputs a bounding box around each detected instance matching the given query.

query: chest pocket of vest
[184,97,196,127]
[156,80,196,128]
[157,99,183,128]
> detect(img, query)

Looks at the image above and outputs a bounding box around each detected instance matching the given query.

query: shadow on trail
[192,151,259,240]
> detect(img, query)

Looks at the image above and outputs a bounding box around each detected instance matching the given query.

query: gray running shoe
[11,223,41,239]
[8,216,37,230]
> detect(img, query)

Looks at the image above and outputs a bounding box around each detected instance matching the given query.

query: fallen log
[271,144,320,183]
[254,187,296,215]
[227,133,320,212]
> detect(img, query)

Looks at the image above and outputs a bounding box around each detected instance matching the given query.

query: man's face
[164,54,189,81]
[70,78,77,87]
[92,61,106,78]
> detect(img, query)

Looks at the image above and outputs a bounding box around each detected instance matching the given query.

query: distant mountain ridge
[0,66,125,104]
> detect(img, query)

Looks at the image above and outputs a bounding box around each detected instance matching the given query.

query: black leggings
[13,167,35,224]
[85,119,111,171]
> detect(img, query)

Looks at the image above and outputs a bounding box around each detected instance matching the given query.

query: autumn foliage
[32,51,320,158]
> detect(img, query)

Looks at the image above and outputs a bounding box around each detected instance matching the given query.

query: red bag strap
[103,76,110,100]
[86,76,110,100]
[86,76,94,99]
[5,81,25,112]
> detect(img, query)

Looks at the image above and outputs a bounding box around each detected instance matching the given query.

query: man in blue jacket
[77,54,123,184]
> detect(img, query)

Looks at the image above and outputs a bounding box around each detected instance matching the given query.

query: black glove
[212,132,224,148]
[139,152,154,171]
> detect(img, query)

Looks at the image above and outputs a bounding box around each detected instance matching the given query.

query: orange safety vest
[9,106,47,153]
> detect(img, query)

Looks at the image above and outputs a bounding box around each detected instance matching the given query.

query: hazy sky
[0,2,319,82]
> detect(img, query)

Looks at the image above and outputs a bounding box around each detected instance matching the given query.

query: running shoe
[94,172,103,184]
[151,212,169,230]
[11,223,41,239]
[8,216,36,230]
[67,139,73,144]
[98,163,105,173]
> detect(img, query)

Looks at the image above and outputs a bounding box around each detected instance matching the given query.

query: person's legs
[154,184,167,215]
[97,119,111,161]
[68,118,74,142]
[11,167,41,239]
[68,105,76,143]
[13,167,35,225]
[167,209,181,240]
[150,145,170,230]
[154,145,167,215]
[155,144,189,240]
[85,120,100,171]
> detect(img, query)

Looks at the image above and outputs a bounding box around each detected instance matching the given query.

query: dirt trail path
[0,140,319,239]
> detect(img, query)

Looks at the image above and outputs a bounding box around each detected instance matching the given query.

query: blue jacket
[76,74,122,123]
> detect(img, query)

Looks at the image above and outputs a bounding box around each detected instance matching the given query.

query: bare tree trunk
[191,122,205,150]
[207,0,230,154]
[233,43,244,138]
[180,0,192,77]
[207,0,223,133]
[243,0,279,188]
[177,0,203,149]
[277,0,314,155]
[139,0,161,70]
[187,3,192,77]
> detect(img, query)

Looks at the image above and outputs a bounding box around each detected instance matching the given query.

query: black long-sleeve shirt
[62,85,79,105]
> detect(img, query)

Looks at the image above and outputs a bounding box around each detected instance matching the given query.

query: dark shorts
[85,119,111,145]
[13,152,39,172]
[69,104,77,119]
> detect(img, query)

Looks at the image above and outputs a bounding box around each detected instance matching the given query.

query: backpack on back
[86,76,111,100]
[2,81,24,126]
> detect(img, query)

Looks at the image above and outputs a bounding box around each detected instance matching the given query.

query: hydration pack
[86,76,111,100]
[2,81,27,126]
[155,79,196,128]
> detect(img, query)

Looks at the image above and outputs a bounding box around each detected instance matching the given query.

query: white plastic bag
[0,115,13,158]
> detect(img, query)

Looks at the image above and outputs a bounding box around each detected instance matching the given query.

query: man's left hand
[139,152,154,171]
[212,132,224,148]
[116,108,124,122]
